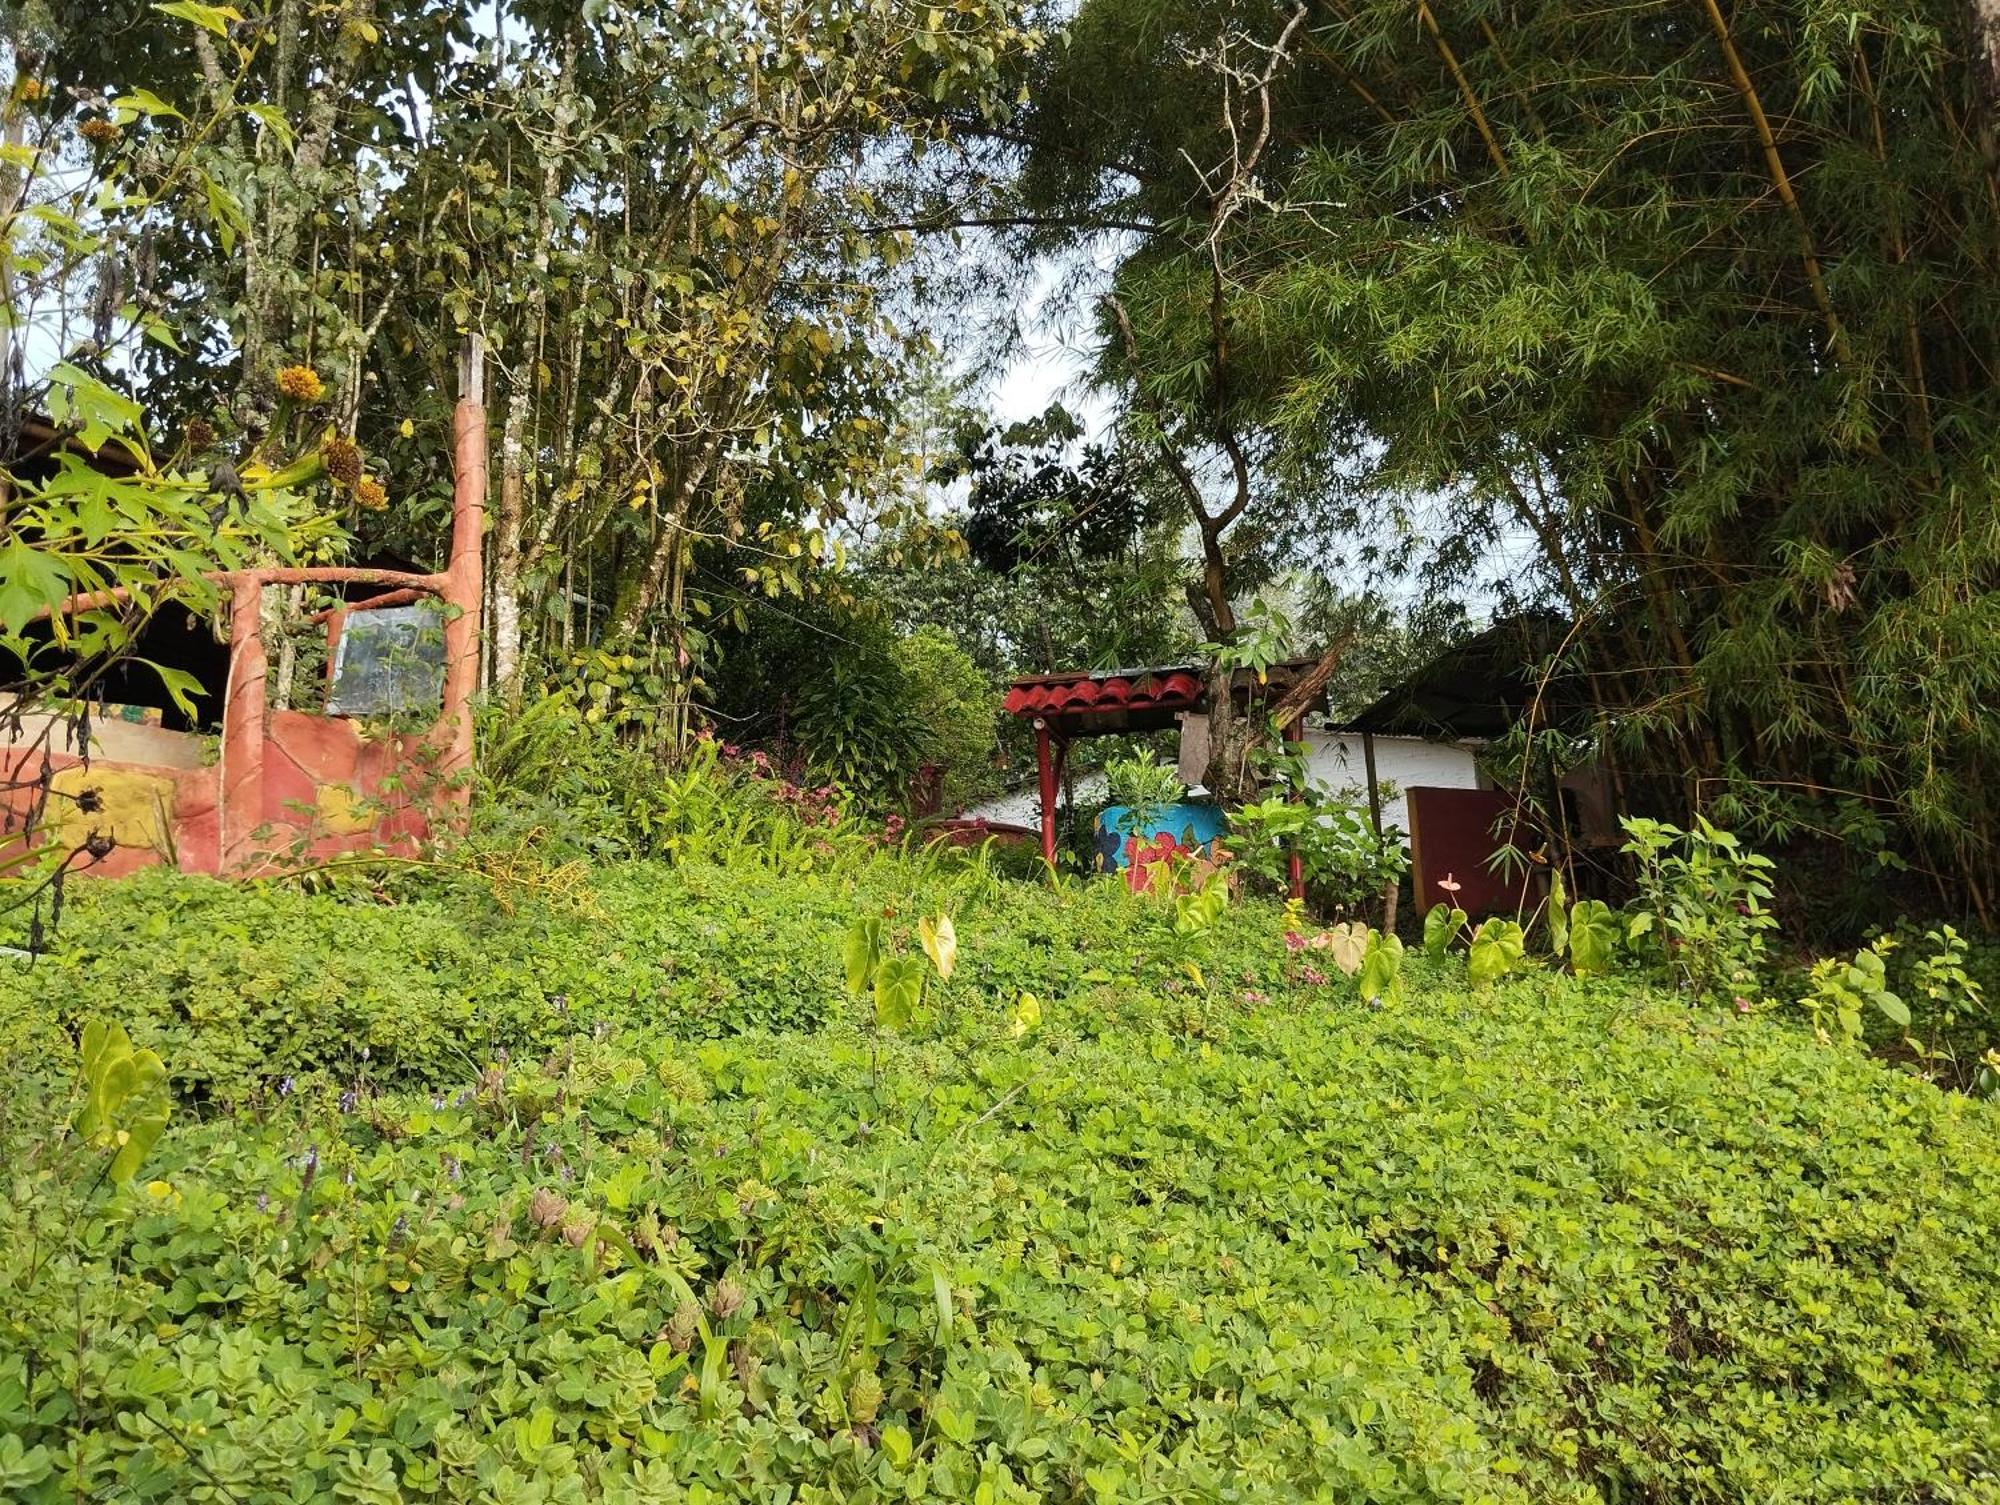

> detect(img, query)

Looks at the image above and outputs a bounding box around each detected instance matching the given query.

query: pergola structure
[1002,659,1333,873]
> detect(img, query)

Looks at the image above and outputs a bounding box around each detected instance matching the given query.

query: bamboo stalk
[1416,0,1509,178]
[1694,0,1850,366]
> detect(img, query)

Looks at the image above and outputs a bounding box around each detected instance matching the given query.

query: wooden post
[1035,720,1058,868]
[220,575,268,870]
[1284,714,1306,901]
[1362,730,1397,931]
[1361,731,1383,835]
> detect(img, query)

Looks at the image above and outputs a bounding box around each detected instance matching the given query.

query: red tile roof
[1003,667,1205,721]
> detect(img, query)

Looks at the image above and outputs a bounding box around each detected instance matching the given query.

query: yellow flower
[354,476,388,511]
[276,364,326,403]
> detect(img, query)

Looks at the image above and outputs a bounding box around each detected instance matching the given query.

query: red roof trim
[1002,667,1205,721]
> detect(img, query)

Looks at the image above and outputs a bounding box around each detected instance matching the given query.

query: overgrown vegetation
[4,759,2000,1501]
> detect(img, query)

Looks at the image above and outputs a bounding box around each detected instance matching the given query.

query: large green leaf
[1358,930,1405,1006]
[1423,903,1467,962]
[1567,900,1619,977]
[74,1019,171,1182]
[1467,919,1527,989]
[0,541,76,635]
[873,956,925,1031]
[842,915,883,994]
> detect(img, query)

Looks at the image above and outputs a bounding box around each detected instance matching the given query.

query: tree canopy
[1001,0,2000,914]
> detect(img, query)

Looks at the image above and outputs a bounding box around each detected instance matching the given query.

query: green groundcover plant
[2,851,1998,1503]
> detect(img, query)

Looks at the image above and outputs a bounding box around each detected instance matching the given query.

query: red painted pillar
[433,338,487,811]
[1036,720,1057,867]
[220,575,268,870]
[1284,714,1306,901]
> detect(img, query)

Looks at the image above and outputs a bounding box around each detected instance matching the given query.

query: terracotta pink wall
[2,723,426,879]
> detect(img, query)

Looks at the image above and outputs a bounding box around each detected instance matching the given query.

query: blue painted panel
[1094,802,1228,871]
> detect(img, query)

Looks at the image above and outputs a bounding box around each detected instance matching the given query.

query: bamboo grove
[1008,0,2000,917]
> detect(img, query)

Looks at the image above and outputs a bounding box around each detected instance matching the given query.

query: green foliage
[1892,925,1995,1093]
[4,870,1999,1502]
[1101,747,1185,832]
[843,908,958,1032]
[764,617,998,813]
[1621,816,1779,1001]
[1423,902,1469,962]
[74,1021,172,1185]
[1467,918,1529,989]
[1228,789,1405,912]
[893,627,1003,813]
[1799,937,1910,1044]
[1564,900,1621,979]
[1356,927,1404,1006]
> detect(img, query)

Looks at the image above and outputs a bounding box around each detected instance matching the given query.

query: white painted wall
[959,771,1109,828]
[955,732,1480,844]
[1299,731,1482,843]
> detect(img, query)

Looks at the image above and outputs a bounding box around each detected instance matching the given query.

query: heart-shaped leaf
[843,915,883,995]
[918,913,956,982]
[1323,922,1369,977]
[1468,919,1527,988]
[1423,904,1468,962]
[873,956,925,1031]
[1358,930,1405,1005]
[1567,900,1619,976]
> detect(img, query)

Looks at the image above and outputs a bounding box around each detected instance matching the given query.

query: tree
[1011,0,2000,916]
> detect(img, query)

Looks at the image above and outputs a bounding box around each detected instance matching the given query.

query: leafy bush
[1621,815,1778,1000]
[1229,790,1405,913]
[779,619,998,813]
[892,626,1002,813]
[1100,747,1184,832]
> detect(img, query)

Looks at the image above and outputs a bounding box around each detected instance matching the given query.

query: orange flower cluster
[276,364,325,403]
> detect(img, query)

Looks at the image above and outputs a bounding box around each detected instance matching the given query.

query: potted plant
[1095,749,1226,880]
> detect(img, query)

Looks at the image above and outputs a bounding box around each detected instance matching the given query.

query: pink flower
[1307,931,1334,950]
[1300,965,1327,986]
[1734,996,1752,1015]
[1284,931,1306,953]
[1241,989,1267,1004]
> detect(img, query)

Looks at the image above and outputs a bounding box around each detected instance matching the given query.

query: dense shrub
[4,793,1998,1501]
[0,847,1280,1103]
[3,922,1997,1502]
